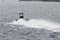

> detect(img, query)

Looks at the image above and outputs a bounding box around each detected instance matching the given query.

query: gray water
[0,1,60,23]
[0,1,60,40]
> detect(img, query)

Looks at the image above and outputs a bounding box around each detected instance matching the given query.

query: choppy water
[0,1,60,40]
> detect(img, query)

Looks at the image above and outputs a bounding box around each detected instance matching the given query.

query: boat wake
[6,19,60,32]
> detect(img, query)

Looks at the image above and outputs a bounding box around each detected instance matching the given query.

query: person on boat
[16,13,24,21]
[19,13,24,19]
[19,13,29,21]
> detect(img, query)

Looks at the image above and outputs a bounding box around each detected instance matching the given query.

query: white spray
[6,13,60,32]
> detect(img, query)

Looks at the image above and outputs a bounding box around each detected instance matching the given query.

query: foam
[6,19,60,32]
